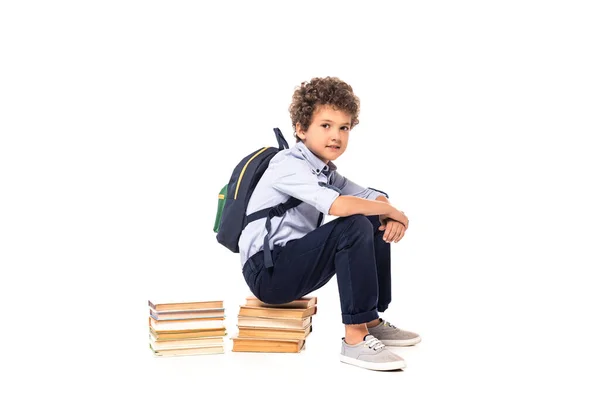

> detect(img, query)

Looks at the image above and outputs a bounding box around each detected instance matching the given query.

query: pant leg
[243,214,387,324]
[369,215,392,312]
[277,214,392,314]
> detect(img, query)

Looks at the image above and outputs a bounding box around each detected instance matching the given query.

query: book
[149,317,225,332]
[148,300,224,312]
[237,316,311,330]
[150,309,225,321]
[237,325,312,340]
[150,344,224,357]
[149,327,227,340]
[231,336,305,353]
[149,334,224,351]
[245,296,317,309]
[238,305,316,319]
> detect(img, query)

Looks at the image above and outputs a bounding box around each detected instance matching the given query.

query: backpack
[214,128,301,268]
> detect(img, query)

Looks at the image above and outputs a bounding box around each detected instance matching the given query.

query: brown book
[148,300,224,312]
[231,336,305,353]
[237,316,311,330]
[237,325,312,340]
[150,308,225,320]
[150,344,224,357]
[245,296,317,309]
[149,327,227,340]
[238,305,316,319]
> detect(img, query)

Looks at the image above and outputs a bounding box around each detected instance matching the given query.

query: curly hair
[288,77,360,142]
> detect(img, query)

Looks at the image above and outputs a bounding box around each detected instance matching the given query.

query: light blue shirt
[238,141,386,267]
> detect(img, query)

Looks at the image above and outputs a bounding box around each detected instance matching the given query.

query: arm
[329,171,387,200]
[329,171,408,242]
[328,195,408,227]
[271,161,340,215]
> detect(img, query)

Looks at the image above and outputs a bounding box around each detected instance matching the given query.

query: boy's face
[295,104,351,164]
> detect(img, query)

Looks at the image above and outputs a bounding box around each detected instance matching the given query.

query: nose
[330,128,341,141]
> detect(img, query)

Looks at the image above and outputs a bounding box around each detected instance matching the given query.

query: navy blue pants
[242,215,391,324]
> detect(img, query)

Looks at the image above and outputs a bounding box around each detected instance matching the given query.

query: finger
[393,223,403,242]
[396,226,406,242]
[388,222,399,243]
[383,223,394,242]
[386,223,398,243]
[391,223,401,242]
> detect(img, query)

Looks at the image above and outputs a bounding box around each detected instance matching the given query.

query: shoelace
[384,320,398,329]
[365,336,385,351]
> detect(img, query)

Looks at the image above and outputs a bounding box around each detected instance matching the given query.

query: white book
[149,308,225,320]
[149,317,225,332]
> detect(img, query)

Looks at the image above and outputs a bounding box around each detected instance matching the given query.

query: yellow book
[148,299,224,312]
[149,334,225,350]
[231,336,305,353]
[237,325,312,340]
[245,296,317,309]
[237,316,311,330]
[149,327,227,340]
[149,317,225,332]
[238,306,316,319]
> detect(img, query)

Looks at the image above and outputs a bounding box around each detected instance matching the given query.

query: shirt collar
[293,141,337,176]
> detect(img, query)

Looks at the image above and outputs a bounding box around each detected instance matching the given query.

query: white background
[1,1,599,399]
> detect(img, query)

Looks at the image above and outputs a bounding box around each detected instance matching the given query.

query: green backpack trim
[213,184,228,233]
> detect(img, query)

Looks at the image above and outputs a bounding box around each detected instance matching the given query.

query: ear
[295,122,306,140]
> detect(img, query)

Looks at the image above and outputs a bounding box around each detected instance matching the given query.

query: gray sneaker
[340,334,406,371]
[368,319,421,346]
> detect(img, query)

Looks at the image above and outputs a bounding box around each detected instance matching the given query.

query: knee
[340,214,373,235]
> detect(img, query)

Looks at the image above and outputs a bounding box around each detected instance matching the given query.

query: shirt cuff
[365,189,388,201]
[315,187,341,215]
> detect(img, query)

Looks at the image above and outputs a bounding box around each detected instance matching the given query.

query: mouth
[326,145,341,150]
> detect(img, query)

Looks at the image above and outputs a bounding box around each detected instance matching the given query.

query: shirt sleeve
[271,164,340,215]
[329,171,388,200]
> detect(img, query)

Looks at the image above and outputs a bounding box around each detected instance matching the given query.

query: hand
[381,209,409,229]
[378,216,407,243]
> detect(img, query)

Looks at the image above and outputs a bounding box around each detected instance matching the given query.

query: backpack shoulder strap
[246,197,301,225]
[274,127,289,150]
[246,197,302,269]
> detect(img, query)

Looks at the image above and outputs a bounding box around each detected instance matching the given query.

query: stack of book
[231,296,317,353]
[148,299,227,357]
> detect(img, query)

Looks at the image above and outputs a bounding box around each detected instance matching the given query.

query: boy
[239,76,420,371]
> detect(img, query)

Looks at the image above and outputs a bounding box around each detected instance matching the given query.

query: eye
[341,126,349,131]
[321,124,330,128]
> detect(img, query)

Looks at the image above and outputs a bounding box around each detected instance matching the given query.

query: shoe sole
[339,355,406,371]
[380,336,422,347]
